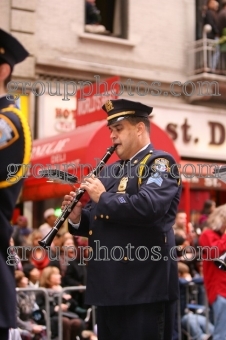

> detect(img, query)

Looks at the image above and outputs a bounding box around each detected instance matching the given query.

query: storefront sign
[75,76,120,127]
[152,107,226,160]
[37,94,76,138]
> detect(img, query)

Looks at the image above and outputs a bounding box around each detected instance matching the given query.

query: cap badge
[105,100,114,112]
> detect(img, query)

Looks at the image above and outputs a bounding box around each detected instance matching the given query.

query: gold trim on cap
[107,110,135,121]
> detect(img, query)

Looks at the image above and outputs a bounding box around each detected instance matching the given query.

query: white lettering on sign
[77,94,116,116]
[32,138,70,159]
[51,153,67,163]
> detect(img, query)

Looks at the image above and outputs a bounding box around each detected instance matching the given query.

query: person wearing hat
[62,99,182,340]
[38,208,57,238]
[0,28,32,339]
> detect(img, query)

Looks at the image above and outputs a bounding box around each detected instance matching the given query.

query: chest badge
[117,176,128,193]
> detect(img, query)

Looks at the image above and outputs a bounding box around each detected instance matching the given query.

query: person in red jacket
[199,203,226,340]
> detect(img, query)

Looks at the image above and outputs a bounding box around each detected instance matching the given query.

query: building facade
[1,0,226,227]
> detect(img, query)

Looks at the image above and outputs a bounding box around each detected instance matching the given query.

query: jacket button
[124,257,128,261]
[100,214,104,218]
[89,230,93,235]
[106,215,109,219]
[89,247,93,252]
[94,215,97,220]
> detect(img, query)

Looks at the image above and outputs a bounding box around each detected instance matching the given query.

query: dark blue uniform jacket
[69,144,182,306]
[0,96,31,328]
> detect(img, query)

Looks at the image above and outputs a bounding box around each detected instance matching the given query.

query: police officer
[0,29,32,339]
[62,99,182,340]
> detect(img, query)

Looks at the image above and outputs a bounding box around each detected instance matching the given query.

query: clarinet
[39,145,117,249]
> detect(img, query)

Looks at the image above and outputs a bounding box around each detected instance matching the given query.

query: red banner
[75,76,120,127]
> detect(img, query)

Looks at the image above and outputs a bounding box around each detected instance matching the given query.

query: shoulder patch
[0,114,19,150]
[153,158,170,172]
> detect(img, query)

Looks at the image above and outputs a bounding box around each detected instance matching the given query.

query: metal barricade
[177,281,213,340]
[16,287,51,339]
[17,284,212,339]
[57,286,96,340]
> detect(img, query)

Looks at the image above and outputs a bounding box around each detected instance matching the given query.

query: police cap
[102,99,153,126]
[0,29,29,70]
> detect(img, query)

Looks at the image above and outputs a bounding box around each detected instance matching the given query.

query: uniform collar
[129,143,154,165]
[130,144,150,160]
[0,95,15,110]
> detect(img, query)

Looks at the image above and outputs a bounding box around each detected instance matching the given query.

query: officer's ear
[0,63,11,82]
[136,121,146,136]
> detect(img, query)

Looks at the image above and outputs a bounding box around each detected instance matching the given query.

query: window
[85,0,128,39]
[195,0,222,40]
[196,0,206,40]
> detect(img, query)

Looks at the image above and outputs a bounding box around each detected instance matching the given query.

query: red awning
[22,120,180,201]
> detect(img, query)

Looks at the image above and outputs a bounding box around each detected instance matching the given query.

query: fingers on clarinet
[65,194,72,201]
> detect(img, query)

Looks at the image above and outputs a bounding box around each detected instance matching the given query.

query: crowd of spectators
[11,209,96,340]
[11,200,226,340]
[173,200,226,340]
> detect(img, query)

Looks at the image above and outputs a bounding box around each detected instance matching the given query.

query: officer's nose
[110,130,116,140]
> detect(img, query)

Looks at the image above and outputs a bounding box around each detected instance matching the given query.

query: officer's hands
[80,174,106,203]
[61,192,82,224]
[62,175,105,221]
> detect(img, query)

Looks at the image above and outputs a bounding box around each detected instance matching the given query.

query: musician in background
[0,29,32,339]
[199,203,226,340]
[62,99,182,340]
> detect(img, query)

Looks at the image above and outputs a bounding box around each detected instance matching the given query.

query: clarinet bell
[214,252,226,271]
[38,169,78,184]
